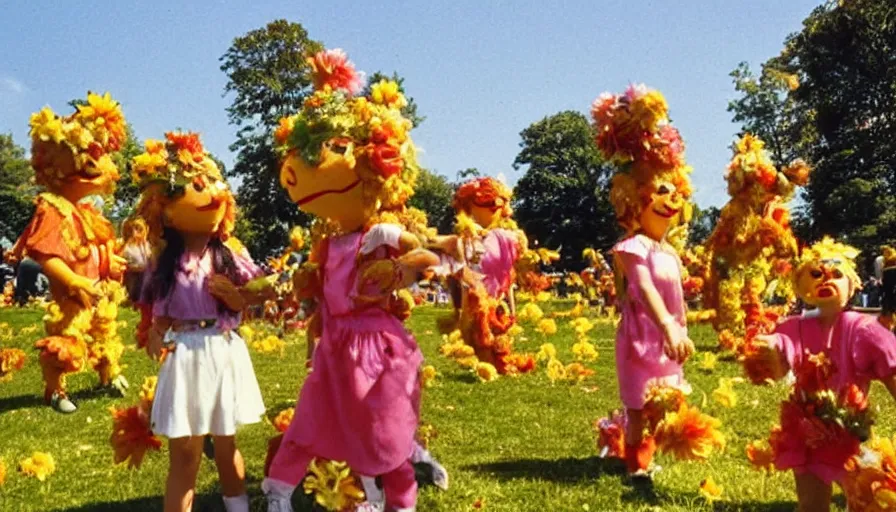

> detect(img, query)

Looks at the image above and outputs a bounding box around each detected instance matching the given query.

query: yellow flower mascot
[7,92,129,413]
[591,85,724,481]
[704,134,810,352]
[744,238,896,512]
[130,131,271,512]
[263,48,443,512]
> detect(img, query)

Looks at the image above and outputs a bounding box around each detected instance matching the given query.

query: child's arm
[147,316,173,360]
[618,250,694,363]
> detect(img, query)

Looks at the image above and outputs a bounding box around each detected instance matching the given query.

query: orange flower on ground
[475,361,499,382]
[642,385,688,428]
[700,476,723,502]
[19,452,56,481]
[0,348,26,380]
[110,405,162,468]
[745,439,775,472]
[595,411,626,459]
[0,459,6,486]
[273,408,295,433]
[654,404,726,461]
[565,362,595,383]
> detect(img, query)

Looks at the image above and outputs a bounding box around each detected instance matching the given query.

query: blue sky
[0,0,820,208]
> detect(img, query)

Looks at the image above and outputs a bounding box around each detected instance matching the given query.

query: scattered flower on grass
[19,452,56,481]
[536,343,557,361]
[699,476,723,501]
[303,458,365,511]
[537,319,557,336]
[273,408,295,433]
[421,365,438,388]
[475,362,499,382]
[698,352,718,372]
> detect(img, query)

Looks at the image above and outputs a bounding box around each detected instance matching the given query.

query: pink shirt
[771,311,896,395]
[144,248,262,331]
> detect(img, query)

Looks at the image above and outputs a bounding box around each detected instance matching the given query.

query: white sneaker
[262,478,295,512]
[411,444,449,490]
[265,494,293,512]
[355,502,385,512]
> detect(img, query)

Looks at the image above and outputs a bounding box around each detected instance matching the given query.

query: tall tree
[512,111,616,269]
[0,134,34,243]
[409,168,454,234]
[106,124,143,225]
[220,20,322,257]
[688,205,721,246]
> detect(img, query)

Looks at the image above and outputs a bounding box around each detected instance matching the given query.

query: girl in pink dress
[263,48,441,512]
[746,237,896,512]
[591,84,696,479]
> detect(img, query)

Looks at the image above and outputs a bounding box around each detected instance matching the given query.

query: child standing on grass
[134,132,269,512]
[591,85,696,479]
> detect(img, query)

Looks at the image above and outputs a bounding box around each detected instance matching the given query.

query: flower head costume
[8,92,129,412]
[704,134,811,351]
[264,48,442,512]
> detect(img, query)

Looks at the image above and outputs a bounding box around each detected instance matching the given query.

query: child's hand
[147,325,165,360]
[108,254,128,280]
[359,260,400,295]
[743,335,788,383]
[662,320,694,363]
[208,275,246,311]
[67,275,102,308]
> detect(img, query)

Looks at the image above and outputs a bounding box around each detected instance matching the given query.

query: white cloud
[1,77,28,94]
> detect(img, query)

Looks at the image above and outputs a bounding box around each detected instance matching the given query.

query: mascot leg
[35,335,85,413]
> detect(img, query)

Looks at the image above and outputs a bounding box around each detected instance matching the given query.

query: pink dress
[278,226,423,476]
[479,229,520,297]
[770,311,896,483]
[614,235,688,409]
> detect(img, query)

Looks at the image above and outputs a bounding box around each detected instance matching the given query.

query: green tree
[512,111,616,269]
[689,205,721,246]
[106,124,143,225]
[0,134,34,243]
[409,168,454,233]
[456,167,481,181]
[220,20,322,257]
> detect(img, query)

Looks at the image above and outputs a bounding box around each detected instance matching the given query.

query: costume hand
[359,260,400,295]
[208,274,246,312]
[434,235,464,263]
[108,254,128,280]
[68,275,102,308]
[292,263,319,297]
[662,320,694,364]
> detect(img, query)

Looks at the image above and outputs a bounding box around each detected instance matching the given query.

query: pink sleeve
[853,318,896,381]
[613,237,649,297]
[234,251,263,286]
[613,236,649,260]
[770,317,803,370]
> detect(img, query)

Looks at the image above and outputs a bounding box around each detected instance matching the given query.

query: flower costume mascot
[133,131,269,512]
[263,49,441,512]
[7,92,129,413]
[591,85,704,479]
[745,237,896,512]
[439,177,536,376]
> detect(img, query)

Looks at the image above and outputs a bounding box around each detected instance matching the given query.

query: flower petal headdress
[274,48,420,210]
[131,131,224,192]
[795,236,861,289]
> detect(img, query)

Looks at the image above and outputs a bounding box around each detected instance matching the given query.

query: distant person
[121,217,152,304]
[14,257,41,306]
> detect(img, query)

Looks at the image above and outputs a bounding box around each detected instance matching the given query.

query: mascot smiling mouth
[197,197,223,211]
[297,179,362,206]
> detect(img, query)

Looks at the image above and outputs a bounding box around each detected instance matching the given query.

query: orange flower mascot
[745,237,896,512]
[7,92,129,413]
[263,48,444,512]
[438,177,536,376]
[591,84,724,481]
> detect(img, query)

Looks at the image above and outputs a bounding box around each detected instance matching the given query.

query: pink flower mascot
[263,48,441,512]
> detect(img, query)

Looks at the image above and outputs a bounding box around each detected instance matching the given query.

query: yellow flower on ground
[252,334,286,355]
[303,458,365,511]
[507,324,524,337]
[572,340,599,361]
[537,318,558,336]
[421,365,438,388]
[570,317,594,335]
[273,408,295,433]
[698,352,718,372]
[712,378,739,408]
[535,291,552,302]
[699,476,723,501]
[474,362,499,382]
[456,355,479,369]
[19,452,56,481]
[546,358,567,383]
[0,458,6,486]
[518,303,544,323]
[238,325,255,342]
[536,343,557,362]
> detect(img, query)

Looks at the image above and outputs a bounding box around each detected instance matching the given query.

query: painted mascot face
[796,258,852,309]
[162,174,230,235]
[279,139,365,229]
[639,181,684,238]
[33,140,119,202]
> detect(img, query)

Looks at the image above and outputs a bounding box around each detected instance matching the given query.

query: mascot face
[796,258,852,309]
[34,140,120,201]
[469,203,502,229]
[162,175,229,235]
[639,181,684,238]
[279,139,365,229]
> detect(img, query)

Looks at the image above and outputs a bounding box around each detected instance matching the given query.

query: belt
[169,319,218,332]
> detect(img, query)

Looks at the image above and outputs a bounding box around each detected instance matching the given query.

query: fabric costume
[768,311,896,484]
[268,224,422,509]
[613,234,690,409]
[12,192,125,400]
[140,247,266,438]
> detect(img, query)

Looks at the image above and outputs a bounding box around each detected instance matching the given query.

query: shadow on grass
[464,455,625,483]
[0,383,128,414]
[0,393,44,413]
[446,372,479,384]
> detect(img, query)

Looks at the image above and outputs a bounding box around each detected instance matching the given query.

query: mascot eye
[832,268,844,279]
[656,184,673,196]
[192,181,205,192]
[810,269,823,279]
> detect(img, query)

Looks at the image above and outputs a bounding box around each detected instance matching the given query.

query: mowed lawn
[1,301,894,511]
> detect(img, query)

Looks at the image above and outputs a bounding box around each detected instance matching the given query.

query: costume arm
[853,318,896,384]
[38,254,100,307]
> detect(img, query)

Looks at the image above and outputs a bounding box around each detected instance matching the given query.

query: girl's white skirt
[151,328,265,438]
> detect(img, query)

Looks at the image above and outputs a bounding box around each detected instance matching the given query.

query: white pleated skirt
[150,328,265,438]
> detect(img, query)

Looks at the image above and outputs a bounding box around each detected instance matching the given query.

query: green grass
[1,302,894,511]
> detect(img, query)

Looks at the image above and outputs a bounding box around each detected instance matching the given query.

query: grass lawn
[1,301,894,511]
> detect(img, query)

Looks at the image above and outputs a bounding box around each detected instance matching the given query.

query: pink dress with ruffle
[479,228,520,297]
[770,311,896,483]
[277,227,423,476]
[613,235,688,409]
